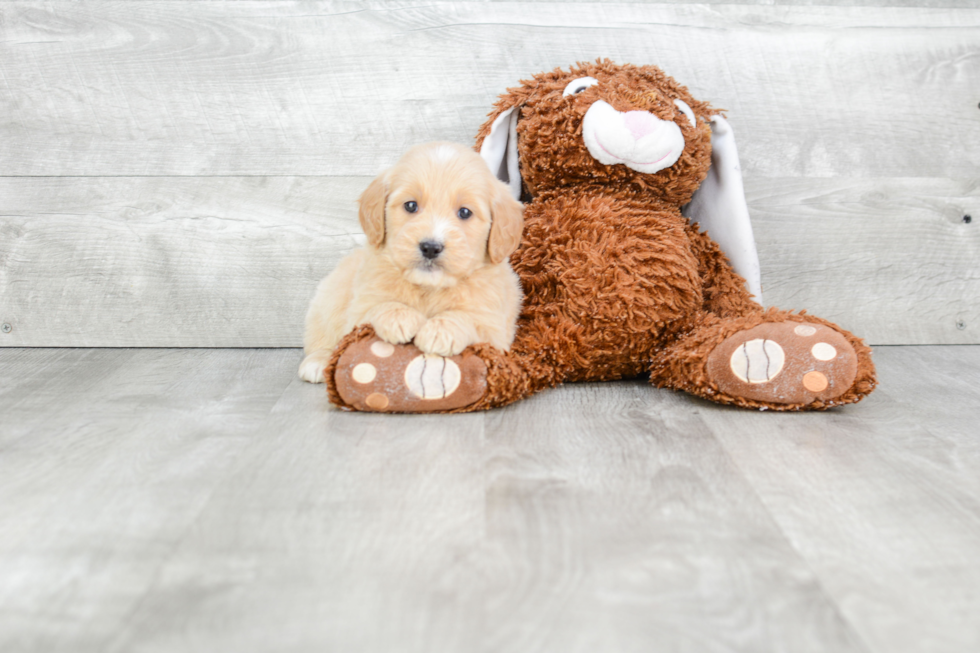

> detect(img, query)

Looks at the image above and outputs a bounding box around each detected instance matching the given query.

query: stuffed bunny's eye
[563,77,599,98]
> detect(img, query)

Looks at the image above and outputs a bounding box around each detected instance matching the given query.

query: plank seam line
[706,425,878,653]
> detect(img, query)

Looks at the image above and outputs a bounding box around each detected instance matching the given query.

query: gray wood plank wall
[1,2,978,346]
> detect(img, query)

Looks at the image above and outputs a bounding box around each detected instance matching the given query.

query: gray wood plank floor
[1,346,978,652]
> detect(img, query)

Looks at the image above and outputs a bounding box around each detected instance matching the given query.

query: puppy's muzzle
[419,240,444,260]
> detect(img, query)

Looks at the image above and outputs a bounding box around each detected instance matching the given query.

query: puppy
[299,142,525,384]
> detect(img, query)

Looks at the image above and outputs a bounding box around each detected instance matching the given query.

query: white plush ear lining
[479,107,522,200]
[682,115,763,304]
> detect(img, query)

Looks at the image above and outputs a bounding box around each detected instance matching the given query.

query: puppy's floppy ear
[488,182,524,264]
[358,171,389,248]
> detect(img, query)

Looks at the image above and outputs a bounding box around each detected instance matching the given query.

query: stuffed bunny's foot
[707,321,857,406]
[331,335,487,412]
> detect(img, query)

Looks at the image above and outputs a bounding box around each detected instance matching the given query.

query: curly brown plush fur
[326,60,876,412]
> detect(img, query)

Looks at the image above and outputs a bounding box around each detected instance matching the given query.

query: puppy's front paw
[372,307,427,345]
[299,350,332,384]
[415,316,476,357]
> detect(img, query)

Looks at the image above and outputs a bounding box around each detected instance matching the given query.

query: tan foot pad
[706,322,857,405]
[333,338,487,412]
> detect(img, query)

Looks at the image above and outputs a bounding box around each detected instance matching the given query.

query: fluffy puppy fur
[299,142,525,383]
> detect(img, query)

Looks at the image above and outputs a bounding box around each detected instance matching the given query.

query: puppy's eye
[404,201,418,213]
[457,207,473,220]
[562,76,599,98]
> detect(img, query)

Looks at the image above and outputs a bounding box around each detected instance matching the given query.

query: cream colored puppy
[299,142,525,384]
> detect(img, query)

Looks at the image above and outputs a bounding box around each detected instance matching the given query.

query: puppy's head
[358,142,524,288]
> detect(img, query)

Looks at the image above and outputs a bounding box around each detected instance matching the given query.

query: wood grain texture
[0,348,298,653]
[482,0,980,5]
[0,176,366,347]
[0,2,978,177]
[2,1,979,347]
[699,345,980,653]
[473,385,867,653]
[752,178,980,345]
[1,345,979,651]
[2,176,977,346]
[108,381,493,653]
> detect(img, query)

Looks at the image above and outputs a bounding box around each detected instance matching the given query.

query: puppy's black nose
[419,240,444,260]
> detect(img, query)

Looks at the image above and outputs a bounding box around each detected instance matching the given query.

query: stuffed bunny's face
[482,61,716,205]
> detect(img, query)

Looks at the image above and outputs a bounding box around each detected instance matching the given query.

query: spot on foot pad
[365,393,389,410]
[352,363,377,384]
[811,343,837,361]
[405,354,461,399]
[371,341,395,358]
[794,324,817,337]
[729,339,785,383]
[803,371,828,392]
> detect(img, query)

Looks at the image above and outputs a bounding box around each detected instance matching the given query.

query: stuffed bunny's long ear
[682,115,763,304]
[479,107,521,200]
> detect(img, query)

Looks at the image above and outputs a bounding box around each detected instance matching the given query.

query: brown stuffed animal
[326,60,876,412]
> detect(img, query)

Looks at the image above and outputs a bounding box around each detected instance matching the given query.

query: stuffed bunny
[326,60,876,412]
